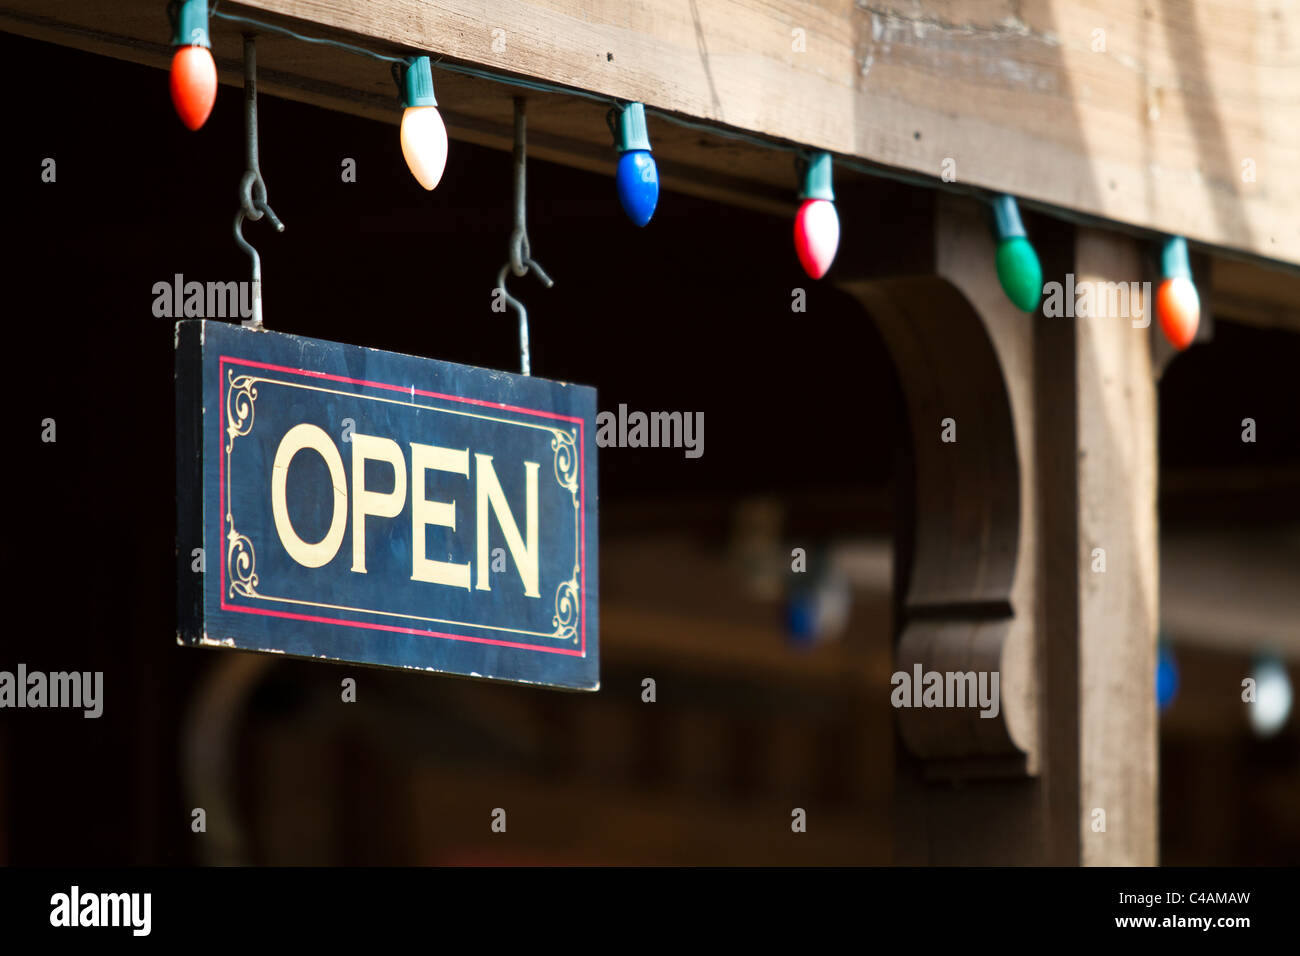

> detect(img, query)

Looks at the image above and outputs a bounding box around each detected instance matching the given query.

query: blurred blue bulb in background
[785,593,818,646]
[616,149,658,227]
[783,562,850,650]
[1156,644,1179,712]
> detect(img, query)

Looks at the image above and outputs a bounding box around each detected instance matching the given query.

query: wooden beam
[600,535,893,691]
[1211,257,1300,332]
[1162,464,1300,524]
[0,2,805,217]
[6,0,1299,271]
[203,0,1300,266]
[1161,528,1300,659]
[408,769,891,865]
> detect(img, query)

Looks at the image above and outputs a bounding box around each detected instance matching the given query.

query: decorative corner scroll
[226,520,260,599]
[551,427,579,505]
[224,370,262,599]
[552,572,580,642]
[550,425,581,642]
[225,371,259,452]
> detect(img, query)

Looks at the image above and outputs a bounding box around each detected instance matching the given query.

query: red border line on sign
[218,355,587,658]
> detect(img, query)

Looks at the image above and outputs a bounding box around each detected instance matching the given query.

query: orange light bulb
[1156,275,1200,351]
[170,44,217,131]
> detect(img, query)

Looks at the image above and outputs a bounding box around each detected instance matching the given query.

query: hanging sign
[175,320,598,691]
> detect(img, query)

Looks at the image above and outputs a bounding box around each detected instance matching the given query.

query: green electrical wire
[199,1,1300,277]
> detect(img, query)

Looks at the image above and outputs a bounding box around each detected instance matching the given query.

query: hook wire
[495,96,552,375]
[233,34,284,330]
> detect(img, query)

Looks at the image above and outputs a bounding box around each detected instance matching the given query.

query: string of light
[166,0,1199,347]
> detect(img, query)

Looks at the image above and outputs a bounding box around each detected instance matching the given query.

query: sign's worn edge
[175,320,206,649]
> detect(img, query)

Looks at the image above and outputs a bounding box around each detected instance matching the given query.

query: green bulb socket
[171,0,210,48]
[614,102,652,153]
[1160,235,1192,280]
[991,194,1027,240]
[797,151,834,202]
[402,56,438,108]
[996,236,1043,313]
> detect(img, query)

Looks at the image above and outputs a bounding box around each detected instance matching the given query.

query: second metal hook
[496,262,553,378]
[234,34,284,330]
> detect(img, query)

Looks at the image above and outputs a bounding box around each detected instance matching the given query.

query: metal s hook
[495,262,552,377]
[495,96,552,375]
[233,35,283,330]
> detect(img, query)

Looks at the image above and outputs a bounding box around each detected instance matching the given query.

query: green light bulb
[996,236,1042,313]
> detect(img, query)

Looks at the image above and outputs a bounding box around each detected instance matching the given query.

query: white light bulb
[400,106,448,191]
[1250,657,1293,737]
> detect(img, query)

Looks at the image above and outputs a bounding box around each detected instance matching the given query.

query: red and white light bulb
[794,152,839,279]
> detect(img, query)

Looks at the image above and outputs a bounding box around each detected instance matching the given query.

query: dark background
[1,29,1297,865]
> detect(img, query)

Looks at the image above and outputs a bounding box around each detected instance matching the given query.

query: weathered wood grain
[228,0,1300,268]
[3,0,1296,266]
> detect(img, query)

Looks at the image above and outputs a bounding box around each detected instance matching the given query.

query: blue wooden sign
[175,321,598,691]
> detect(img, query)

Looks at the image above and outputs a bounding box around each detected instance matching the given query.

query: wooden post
[1034,222,1159,865]
[1072,229,1159,865]
[844,197,1159,864]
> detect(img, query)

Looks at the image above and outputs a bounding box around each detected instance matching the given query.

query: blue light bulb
[616,149,658,227]
[785,592,817,645]
[1156,644,1179,712]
